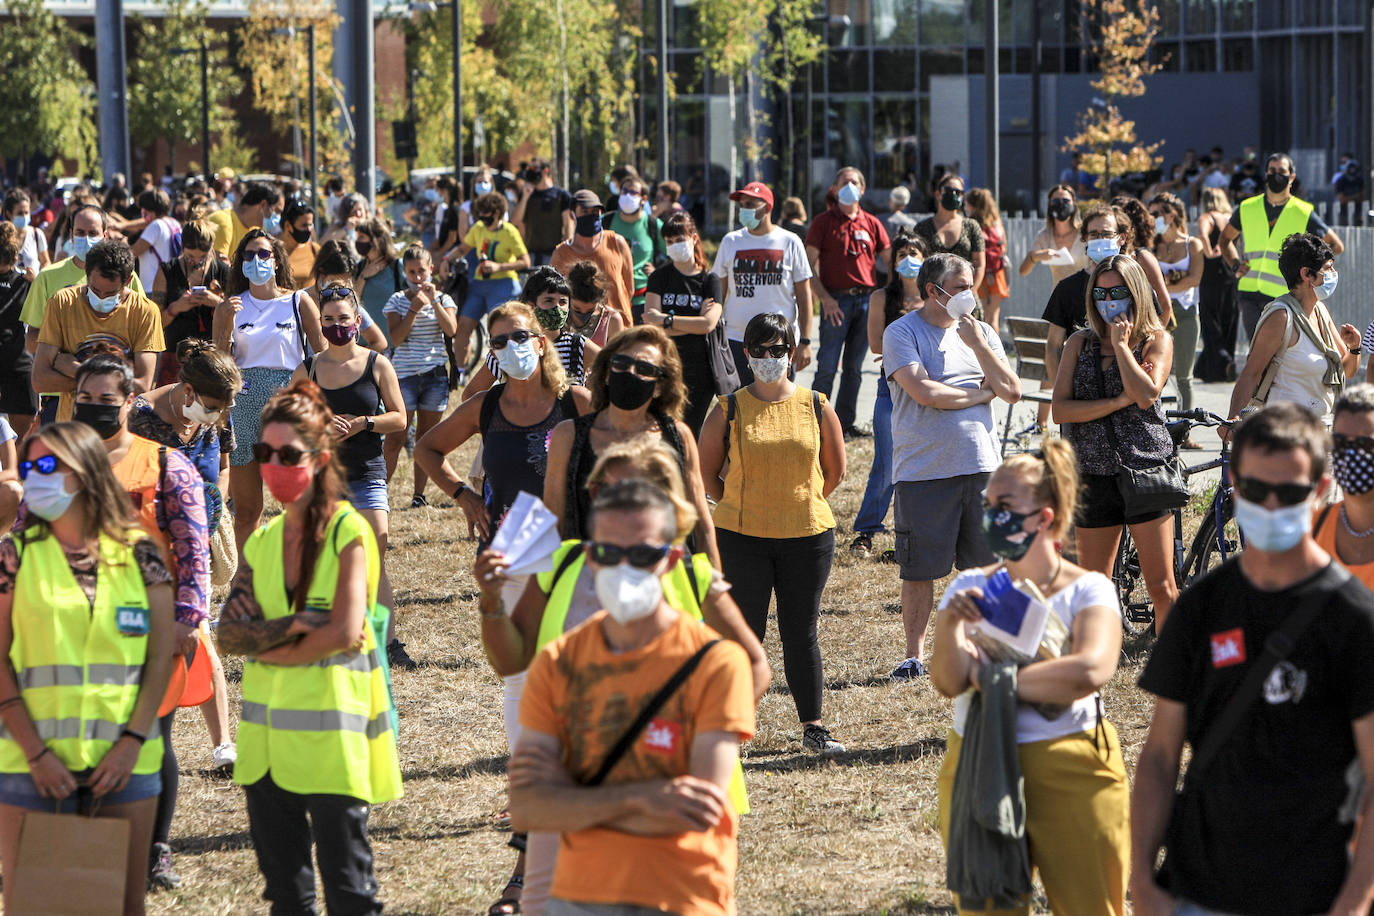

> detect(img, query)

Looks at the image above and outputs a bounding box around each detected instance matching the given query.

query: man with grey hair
[882,252,1020,680]
[883,186,918,239]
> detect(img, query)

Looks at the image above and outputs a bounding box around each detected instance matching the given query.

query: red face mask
[261,462,313,505]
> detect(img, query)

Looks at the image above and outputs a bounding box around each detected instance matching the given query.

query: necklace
[1340,504,1374,539]
[1036,554,1065,594]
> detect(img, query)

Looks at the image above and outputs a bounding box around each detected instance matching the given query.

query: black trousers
[244,773,383,916]
[153,709,177,845]
[717,528,834,723]
[1195,275,1238,382]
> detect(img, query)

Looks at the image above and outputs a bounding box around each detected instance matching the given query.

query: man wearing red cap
[710,182,814,381]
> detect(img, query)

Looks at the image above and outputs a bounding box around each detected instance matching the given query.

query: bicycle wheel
[1181,496,1241,585]
[1113,528,1155,637]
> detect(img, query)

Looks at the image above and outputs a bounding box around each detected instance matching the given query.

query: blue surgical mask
[837,182,862,206]
[23,470,75,522]
[87,287,121,314]
[11,214,29,230]
[423,188,440,203]
[896,256,923,279]
[1096,297,1132,323]
[495,340,540,380]
[1085,238,1120,264]
[1234,496,1311,553]
[739,207,761,230]
[264,212,282,233]
[242,257,276,285]
[474,181,493,196]
[65,235,95,260]
[1315,269,1339,301]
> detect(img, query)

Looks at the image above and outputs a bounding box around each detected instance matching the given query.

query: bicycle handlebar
[1165,408,1233,428]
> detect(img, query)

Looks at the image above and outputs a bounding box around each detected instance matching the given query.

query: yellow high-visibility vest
[1238,194,1314,298]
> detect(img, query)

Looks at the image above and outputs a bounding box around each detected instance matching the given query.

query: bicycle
[1113,408,1243,636]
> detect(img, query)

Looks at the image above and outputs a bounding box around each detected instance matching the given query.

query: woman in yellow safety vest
[474,438,770,916]
[0,421,175,916]
[218,379,401,914]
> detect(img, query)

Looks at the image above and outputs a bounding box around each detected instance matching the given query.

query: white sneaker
[213,742,237,770]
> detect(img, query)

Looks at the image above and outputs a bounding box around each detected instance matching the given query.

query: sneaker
[410,494,429,509]
[802,724,845,757]
[890,657,927,680]
[212,742,237,774]
[848,533,873,554]
[148,841,181,890]
[388,639,419,670]
[843,424,873,440]
[879,548,898,565]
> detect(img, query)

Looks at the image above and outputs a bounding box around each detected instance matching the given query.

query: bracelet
[1351,347,1363,356]
[27,747,51,765]
[121,728,147,746]
[0,696,24,712]
[798,337,811,346]
[478,598,506,620]
[452,481,472,501]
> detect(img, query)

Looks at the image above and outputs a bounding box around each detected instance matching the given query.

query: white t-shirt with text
[710,226,813,342]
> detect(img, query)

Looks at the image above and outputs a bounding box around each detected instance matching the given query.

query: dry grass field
[148,434,1157,915]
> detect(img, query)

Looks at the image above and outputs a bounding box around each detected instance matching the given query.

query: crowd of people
[0,146,1371,916]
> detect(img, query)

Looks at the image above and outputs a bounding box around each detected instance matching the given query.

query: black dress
[1195,222,1238,382]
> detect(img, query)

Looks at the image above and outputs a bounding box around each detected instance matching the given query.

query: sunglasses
[609,353,665,379]
[244,249,274,261]
[319,285,354,303]
[18,455,59,480]
[747,344,791,359]
[1333,434,1374,451]
[1092,285,1133,302]
[1235,476,1314,507]
[251,443,317,466]
[586,542,672,569]
[490,328,538,350]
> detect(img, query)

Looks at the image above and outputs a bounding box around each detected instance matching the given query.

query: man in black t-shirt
[1132,404,1374,916]
[513,159,573,267]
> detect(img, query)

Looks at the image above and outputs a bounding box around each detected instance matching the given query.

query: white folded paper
[489,491,563,578]
[1042,247,1078,267]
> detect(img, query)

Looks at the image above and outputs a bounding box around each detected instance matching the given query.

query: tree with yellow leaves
[1061,0,1165,195]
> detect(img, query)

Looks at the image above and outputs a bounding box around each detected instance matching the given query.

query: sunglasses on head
[609,353,665,379]
[1236,476,1314,507]
[490,328,538,350]
[18,455,58,481]
[586,542,671,569]
[1092,285,1132,302]
[1333,433,1374,451]
[251,443,317,466]
[747,344,791,359]
[245,249,274,262]
[319,285,354,303]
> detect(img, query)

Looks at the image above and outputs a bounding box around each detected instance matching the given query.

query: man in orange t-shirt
[550,189,636,328]
[509,480,755,916]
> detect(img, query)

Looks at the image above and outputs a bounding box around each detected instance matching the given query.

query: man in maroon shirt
[806,167,890,435]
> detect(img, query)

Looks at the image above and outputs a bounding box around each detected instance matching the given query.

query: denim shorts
[397,366,450,413]
[348,476,390,512]
[462,276,522,320]
[0,768,161,812]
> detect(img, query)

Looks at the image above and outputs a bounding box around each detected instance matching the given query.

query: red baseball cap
[729,181,774,208]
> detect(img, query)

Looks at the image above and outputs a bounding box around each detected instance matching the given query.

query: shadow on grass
[743,736,946,773]
[370,820,489,843]
[394,593,465,608]
[767,673,897,694]
[402,754,508,781]
[420,655,486,671]
[174,830,254,854]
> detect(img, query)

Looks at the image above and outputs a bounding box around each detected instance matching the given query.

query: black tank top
[482,384,579,538]
[309,351,384,481]
[562,409,687,540]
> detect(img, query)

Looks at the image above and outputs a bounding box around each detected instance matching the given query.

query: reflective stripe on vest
[1237,194,1313,297]
[234,502,402,805]
[0,531,164,775]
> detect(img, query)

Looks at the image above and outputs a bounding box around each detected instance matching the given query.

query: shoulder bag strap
[1251,304,1293,405]
[1314,503,1337,540]
[1090,341,1128,464]
[479,383,505,438]
[292,290,310,360]
[1184,564,1352,788]
[722,393,737,458]
[585,639,722,786]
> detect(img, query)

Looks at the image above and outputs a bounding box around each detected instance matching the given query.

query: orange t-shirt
[520,611,755,916]
[550,236,634,328]
[1314,502,1374,589]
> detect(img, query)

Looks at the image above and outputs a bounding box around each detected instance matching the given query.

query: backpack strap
[812,390,823,438]
[479,383,505,438]
[549,543,583,593]
[1315,503,1337,540]
[722,393,738,458]
[558,386,579,420]
[291,290,310,360]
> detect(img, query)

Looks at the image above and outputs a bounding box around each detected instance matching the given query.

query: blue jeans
[462,276,522,320]
[853,375,893,535]
[813,290,870,431]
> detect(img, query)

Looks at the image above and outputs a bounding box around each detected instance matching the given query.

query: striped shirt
[384,289,457,377]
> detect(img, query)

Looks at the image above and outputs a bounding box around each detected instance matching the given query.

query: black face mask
[354,240,373,257]
[606,371,656,411]
[1266,172,1290,194]
[941,188,964,211]
[290,226,312,244]
[1048,198,1075,221]
[74,402,123,440]
[575,212,603,237]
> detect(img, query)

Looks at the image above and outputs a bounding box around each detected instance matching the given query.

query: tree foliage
[128,0,242,173]
[1061,0,1165,193]
[0,0,98,179]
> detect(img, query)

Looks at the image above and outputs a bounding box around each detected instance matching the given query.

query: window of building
[1222,38,1253,71]
[873,0,919,45]
[918,0,964,44]
[1186,0,1216,33]
[919,46,964,91]
[1257,0,1289,30]
[1221,0,1254,31]
[874,97,918,189]
[1185,39,1216,71]
[874,49,917,90]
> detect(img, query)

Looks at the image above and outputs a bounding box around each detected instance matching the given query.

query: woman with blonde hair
[351,217,405,339]
[966,187,1010,332]
[1196,185,1239,382]
[931,439,1128,915]
[1052,253,1179,631]
[0,422,175,916]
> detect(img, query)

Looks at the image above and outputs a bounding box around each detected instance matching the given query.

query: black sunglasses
[609,353,665,379]
[1333,434,1374,451]
[490,329,538,350]
[747,344,791,359]
[586,542,672,569]
[18,455,59,480]
[1092,285,1132,302]
[1236,476,1314,507]
[319,285,354,303]
[244,249,274,261]
[252,443,317,466]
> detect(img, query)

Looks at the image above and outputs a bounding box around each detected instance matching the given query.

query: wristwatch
[365,416,375,432]
[798,338,812,346]
[663,313,674,330]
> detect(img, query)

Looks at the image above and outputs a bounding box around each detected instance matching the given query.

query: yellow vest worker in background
[218,379,401,916]
[0,421,176,916]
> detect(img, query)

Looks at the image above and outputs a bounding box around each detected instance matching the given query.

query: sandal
[488,873,524,916]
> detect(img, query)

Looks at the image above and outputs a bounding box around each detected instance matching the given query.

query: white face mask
[748,355,789,384]
[184,396,223,427]
[940,287,978,320]
[1233,495,1312,553]
[666,239,694,263]
[595,564,663,624]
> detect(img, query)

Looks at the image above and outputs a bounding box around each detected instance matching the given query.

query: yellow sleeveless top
[713,387,835,539]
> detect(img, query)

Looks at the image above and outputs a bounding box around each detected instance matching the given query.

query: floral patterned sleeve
[154,449,210,626]
[0,537,17,597]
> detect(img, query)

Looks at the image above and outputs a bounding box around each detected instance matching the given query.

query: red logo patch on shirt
[1211,628,1247,668]
[643,718,681,754]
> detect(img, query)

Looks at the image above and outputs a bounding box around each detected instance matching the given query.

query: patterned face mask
[1334,442,1374,495]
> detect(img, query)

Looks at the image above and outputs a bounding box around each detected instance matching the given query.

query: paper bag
[9,809,129,915]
